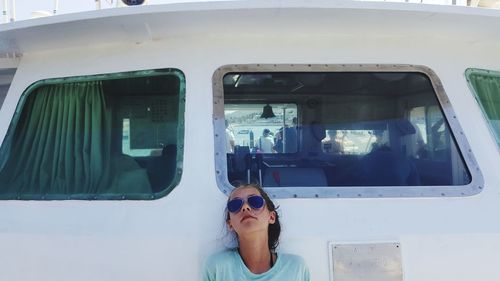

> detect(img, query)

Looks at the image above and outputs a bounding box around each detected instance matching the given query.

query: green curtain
[0,81,151,197]
[469,73,500,146]
[469,74,500,120]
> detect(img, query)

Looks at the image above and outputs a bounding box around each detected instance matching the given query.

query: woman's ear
[269,211,276,224]
[226,219,234,231]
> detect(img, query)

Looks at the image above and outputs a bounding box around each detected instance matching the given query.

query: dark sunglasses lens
[248,195,265,209]
[227,198,244,213]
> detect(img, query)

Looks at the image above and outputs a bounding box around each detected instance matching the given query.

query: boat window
[466,68,500,148]
[214,65,481,198]
[0,69,185,200]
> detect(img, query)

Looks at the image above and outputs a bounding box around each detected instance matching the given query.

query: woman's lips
[241,215,256,222]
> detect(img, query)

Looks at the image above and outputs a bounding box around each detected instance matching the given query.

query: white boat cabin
[0,1,500,280]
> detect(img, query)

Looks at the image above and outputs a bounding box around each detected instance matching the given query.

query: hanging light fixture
[260,104,276,119]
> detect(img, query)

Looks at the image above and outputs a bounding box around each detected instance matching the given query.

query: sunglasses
[227,195,265,213]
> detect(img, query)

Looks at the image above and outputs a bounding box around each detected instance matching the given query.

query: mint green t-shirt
[202,250,310,281]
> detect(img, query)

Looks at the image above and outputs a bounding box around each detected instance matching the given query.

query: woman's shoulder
[276,253,310,281]
[202,250,239,281]
[204,249,237,266]
[278,252,307,264]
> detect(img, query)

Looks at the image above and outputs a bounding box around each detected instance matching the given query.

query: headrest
[393,119,416,136]
[310,122,326,141]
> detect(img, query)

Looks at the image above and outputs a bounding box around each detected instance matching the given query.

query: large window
[0,69,185,200]
[214,65,482,198]
[466,68,500,149]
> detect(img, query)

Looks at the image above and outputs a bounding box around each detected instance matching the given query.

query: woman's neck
[238,236,274,274]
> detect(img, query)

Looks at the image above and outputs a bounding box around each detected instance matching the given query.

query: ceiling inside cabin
[223,72,433,98]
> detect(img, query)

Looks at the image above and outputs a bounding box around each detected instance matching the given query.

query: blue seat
[360,146,420,186]
[359,119,420,186]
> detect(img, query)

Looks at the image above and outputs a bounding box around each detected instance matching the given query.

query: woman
[202,184,310,281]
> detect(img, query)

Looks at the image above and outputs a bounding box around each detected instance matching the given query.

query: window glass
[222,71,471,189]
[466,68,500,148]
[321,130,376,155]
[0,69,184,200]
[409,106,427,145]
[225,103,298,153]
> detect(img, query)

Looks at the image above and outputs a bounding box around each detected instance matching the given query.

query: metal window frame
[213,64,483,198]
[0,68,185,200]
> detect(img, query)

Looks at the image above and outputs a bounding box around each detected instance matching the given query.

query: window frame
[213,64,483,198]
[0,68,185,200]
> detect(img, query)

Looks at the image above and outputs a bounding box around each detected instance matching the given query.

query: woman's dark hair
[226,183,281,251]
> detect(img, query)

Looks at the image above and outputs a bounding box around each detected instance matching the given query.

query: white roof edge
[1,0,500,55]
[1,0,500,32]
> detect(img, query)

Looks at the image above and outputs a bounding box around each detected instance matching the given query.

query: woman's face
[227,187,276,237]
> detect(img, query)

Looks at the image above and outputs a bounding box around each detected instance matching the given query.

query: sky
[4,0,475,22]
[5,0,223,22]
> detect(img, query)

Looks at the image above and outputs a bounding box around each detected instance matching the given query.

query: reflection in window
[223,72,471,188]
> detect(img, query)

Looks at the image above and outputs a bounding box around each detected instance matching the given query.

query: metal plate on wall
[330,243,403,281]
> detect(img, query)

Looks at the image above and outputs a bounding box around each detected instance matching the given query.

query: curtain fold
[469,74,500,120]
[0,81,151,196]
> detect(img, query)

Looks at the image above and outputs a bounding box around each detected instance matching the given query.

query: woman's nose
[241,202,251,212]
